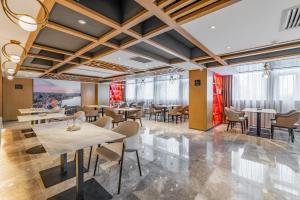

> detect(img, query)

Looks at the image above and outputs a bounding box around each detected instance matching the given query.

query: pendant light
[2,40,26,64]
[262,63,270,79]
[1,0,48,32]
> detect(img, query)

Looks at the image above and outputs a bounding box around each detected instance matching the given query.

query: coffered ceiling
[16,0,239,82]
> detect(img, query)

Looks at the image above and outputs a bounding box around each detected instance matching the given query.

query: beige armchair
[271,111,300,142]
[127,108,143,126]
[93,121,141,194]
[105,108,125,127]
[148,104,162,121]
[168,106,183,123]
[93,116,113,130]
[224,107,246,134]
[230,106,248,129]
[83,107,99,122]
[179,105,189,121]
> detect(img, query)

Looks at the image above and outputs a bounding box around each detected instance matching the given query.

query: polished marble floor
[0,119,300,200]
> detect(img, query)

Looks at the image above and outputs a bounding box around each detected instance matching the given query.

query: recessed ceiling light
[210,25,216,29]
[227,46,231,49]
[78,19,86,25]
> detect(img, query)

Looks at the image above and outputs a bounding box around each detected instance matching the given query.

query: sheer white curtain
[125,79,136,102]
[125,74,189,106]
[136,77,154,104]
[232,62,300,127]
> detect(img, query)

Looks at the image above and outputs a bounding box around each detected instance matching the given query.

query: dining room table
[32,121,125,200]
[17,112,66,123]
[18,107,49,115]
[242,108,276,136]
[114,107,141,120]
[84,105,111,117]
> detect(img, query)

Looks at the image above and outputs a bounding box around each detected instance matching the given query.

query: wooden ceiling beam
[164,0,196,14]
[157,0,176,8]
[171,0,218,20]
[177,0,241,25]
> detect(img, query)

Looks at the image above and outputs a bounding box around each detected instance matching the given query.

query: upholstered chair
[83,107,99,122]
[271,111,300,142]
[179,105,189,121]
[224,107,246,133]
[230,106,248,129]
[93,121,141,194]
[148,104,162,121]
[104,108,125,127]
[93,116,113,130]
[127,109,143,126]
[168,106,183,123]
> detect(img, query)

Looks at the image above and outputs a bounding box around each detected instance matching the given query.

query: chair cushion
[96,142,123,162]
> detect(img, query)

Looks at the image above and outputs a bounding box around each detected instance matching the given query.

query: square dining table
[18,108,49,115]
[32,121,125,200]
[242,108,276,136]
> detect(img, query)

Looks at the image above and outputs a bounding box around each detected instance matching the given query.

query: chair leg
[271,125,274,139]
[118,143,125,194]
[135,150,142,176]
[175,116,178,124]
[139,118,142,127]
[246,119,249,129]
[227,122,230,131]
[241,122,244,134]
[87,146,93,171]
[230,122,233,129]
[291,129,295,143]
[93,154,99,176]
[149,113,151,120]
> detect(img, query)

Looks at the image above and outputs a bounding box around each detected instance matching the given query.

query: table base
[246,127,271,139]
[24,132,37,138]
[48,178,112,200]
[40,160,88,188]
[21,128,33,133]
[26,145,46,154]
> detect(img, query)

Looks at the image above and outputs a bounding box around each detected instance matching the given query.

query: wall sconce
[1,0,48,32]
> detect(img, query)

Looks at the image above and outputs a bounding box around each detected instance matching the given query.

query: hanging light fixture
[169,75,176,84]
[262,62,271,79]
[140,79,145,85]
[1,0,48,32]
[2,40,26,64]
[2,60,18,77]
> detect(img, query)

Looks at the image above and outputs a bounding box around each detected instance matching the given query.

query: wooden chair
[105,108,125,127]
[224,107,246,134]
[148,104,162,121]
[230,106,248,129]
[127,108,143,126]
[179,105,189,121]
[271,111,300,142]
[168,106,183,124]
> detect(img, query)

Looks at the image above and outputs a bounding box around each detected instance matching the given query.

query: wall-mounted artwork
[33,79,81,108]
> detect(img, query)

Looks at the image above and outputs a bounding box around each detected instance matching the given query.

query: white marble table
[32,121,125,199]
[17,113,65,122]
[18,108,49,115]
[242,108,276,136]
[114,107,141,120]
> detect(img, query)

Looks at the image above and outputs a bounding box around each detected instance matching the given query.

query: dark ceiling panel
[108,33,134,45]
[35,27,91,52]
[55,63,75,73]
[191,48,208,58]
[49,4,112,38]
[83,45,111,57]
[166,30,195,48]
[131,16,166,35]
[74,0,121,23]
[22,57,53,69]
[121,0,145,22]
[29,48,65,60]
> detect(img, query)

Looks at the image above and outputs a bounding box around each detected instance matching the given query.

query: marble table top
[17,113,66,122]
[84,105,111,108]
[114,107,141,112]
[32,121,125,156]
[242,108,276,114]
[18,108,49,114]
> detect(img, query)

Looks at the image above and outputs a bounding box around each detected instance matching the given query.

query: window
[278,74,295,100]
[125,79,136,101]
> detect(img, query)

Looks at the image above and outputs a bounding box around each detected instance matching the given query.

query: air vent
[130,56,152,63]
[281,5,300,30]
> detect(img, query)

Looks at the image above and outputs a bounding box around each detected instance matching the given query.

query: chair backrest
[93,116,112,129]
[169,106,182,115]
[112,121,139,138]
[73,111,85,121]
[119,102,127,108]
[224,107,240,121]
[105,108,117,119]
[277,111,300,127]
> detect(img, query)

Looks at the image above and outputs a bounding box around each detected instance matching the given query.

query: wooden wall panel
[81,82,98,106]
[3,78,33,121]
[189,69,213,130]
[0,71,2,118]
